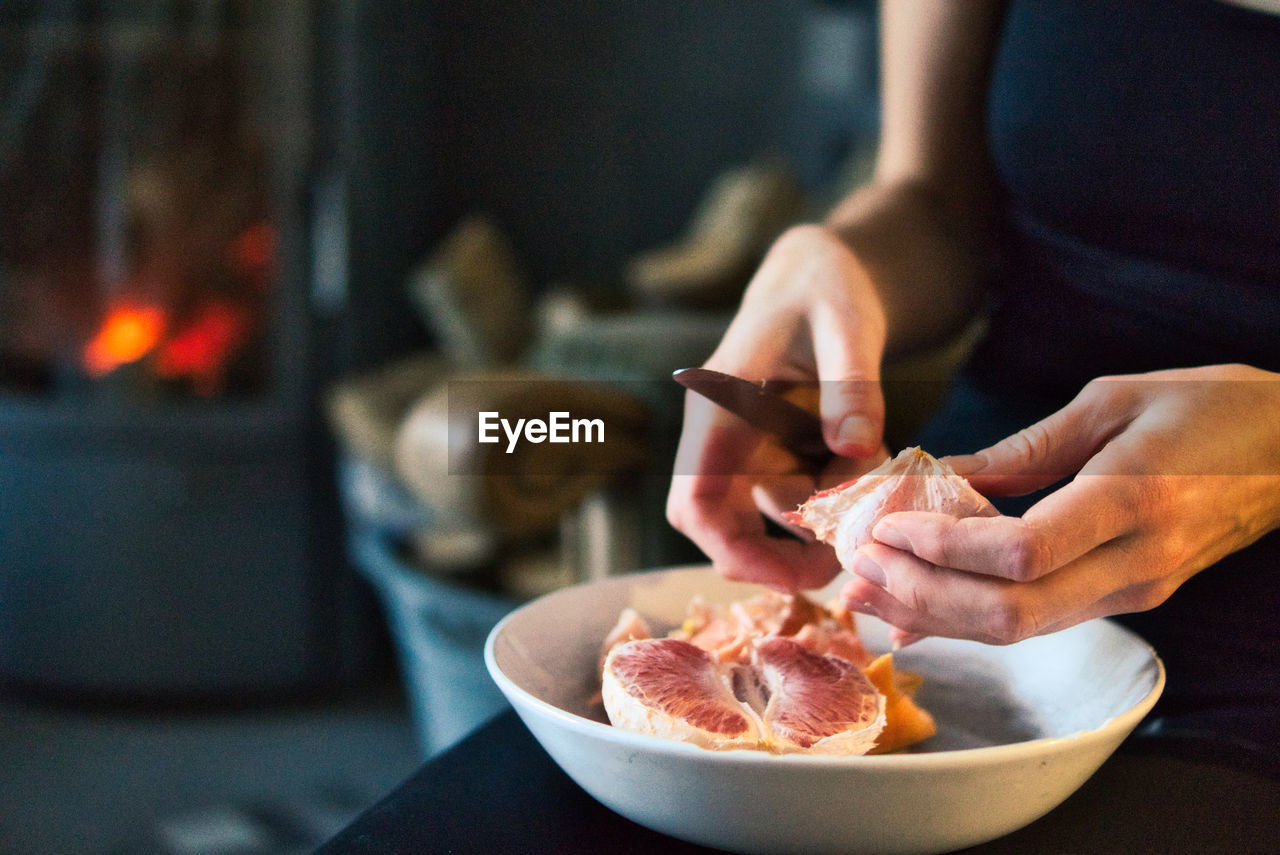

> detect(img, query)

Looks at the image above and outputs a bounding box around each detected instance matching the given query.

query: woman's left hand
[842,364,1280,644]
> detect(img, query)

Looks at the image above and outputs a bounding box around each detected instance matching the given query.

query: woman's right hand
[666,0,1007,592]
[665,176,993,592]
[665,220,894,593]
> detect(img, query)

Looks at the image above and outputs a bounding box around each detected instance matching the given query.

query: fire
[81,298,253,395]
[82,303,166,377]
[78,221,273,394]
[155,301,252,396]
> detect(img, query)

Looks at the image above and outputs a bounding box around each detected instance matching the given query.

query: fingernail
[873,521,910,551]
[852,553,886,587]
[836,415,877,452]
[944,452,988,476]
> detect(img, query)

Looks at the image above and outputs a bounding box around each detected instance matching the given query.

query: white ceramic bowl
[484,566,1164,855]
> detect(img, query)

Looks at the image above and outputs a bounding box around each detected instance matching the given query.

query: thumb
[811,326,885,458]
[947,388,1127,497]
[820,377,885,458]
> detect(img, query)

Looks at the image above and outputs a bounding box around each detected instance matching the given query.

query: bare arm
[827,0,1006,356]
[667,1,1010,591]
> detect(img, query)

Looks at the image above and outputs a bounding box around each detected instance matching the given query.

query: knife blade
[672,367,830,462]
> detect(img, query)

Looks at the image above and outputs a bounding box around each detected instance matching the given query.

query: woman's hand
[665,1,1004,593]
[842,365,1280,644]
[666,223,891,592]
[666,174,992,593]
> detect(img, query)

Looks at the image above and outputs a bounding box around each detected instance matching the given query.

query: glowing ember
[76,217,271,394]
[155,301,252,396]
[80,295,255,396]
[82,303,166,377]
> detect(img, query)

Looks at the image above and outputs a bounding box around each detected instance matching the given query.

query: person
[666,0,1280,774]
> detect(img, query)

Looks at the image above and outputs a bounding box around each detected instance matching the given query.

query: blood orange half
[754,637,885,755]
[602,638,761,750]
[601,635,885,755]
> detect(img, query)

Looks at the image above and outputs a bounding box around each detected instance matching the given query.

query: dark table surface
[317,708,1280,855]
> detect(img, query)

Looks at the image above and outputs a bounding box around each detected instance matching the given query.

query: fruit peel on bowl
[485,565,1165,855]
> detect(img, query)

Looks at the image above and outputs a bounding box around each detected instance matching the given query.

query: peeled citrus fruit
[602,637,762,750]
[863,653,938,754]
[751,637,884,754]
[786,446,999,570]
[599,590,938,756]
[602,635,885,755]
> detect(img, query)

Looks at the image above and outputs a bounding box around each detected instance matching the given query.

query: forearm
[826,0,1006,356]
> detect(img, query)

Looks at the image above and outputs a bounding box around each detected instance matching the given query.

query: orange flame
[82,303,166,377]
[80,221,269,392]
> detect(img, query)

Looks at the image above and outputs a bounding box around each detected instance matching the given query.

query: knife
[672,367,830,463]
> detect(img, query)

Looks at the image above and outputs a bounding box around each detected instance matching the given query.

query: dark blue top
[918,0,1280,775]
[969,0,1280,404]
[989,0,1280,285]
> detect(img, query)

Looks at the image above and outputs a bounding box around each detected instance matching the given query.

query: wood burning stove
[0,1,379,698]
[0,0,882,700]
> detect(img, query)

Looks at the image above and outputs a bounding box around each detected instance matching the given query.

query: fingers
[752,478,822,534]
[834,371,1280,644]
[843,477,1181,644]
[841,473,1157,642]
[717,224,887,460]
[692,506,843,591]
[946,381,1135,496]
[667,394,841,591]
[843,544,1039,645]
[668,470,841,591]
[841,537,1125,645]
[870,472,1139,582]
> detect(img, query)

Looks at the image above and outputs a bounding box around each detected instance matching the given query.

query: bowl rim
[484,565,1167,771]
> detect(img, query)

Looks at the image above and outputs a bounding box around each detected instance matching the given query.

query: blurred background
[0,1,881,852]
